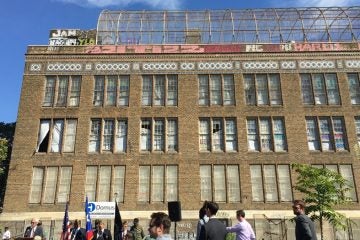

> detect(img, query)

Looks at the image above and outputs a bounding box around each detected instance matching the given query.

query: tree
[292,163,353,240]
[0,122,16,209]
[0,138,7,173]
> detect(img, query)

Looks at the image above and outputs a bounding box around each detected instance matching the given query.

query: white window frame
[246,117,287,152]
[250,164,292,202]
[200,165,241,203]
[36,119,77,153]
[198,74,235,106]
[140,118,178,152]
[29,166,72,204]
[142,75,178,106]
[301,73,341,105]
[244,74,282,106]
[93,75,130,107]
[138,165,178,202]
[305,116,348,152]
[85,165,126,202]
[43,75,81,107]
[89,119,128,153]
[199,118,237,152]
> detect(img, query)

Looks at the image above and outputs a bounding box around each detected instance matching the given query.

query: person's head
[204,201,219,217]
[4,227,8,231]
[199,207,206,219]
[133,218,139,227]
[95,219,101,230]
[74,219,81,228]
[292,200,306,216]
[123,221,128,230]
[31,218,39,227]
[98,220,105,230]
[149,212,171,238]
[236,210,246,220]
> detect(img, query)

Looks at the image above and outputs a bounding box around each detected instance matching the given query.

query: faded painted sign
[49,29,96,46]
[84,42,360,54]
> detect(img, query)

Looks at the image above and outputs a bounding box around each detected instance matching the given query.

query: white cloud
[272,0,358,8]
[55,0,182,9]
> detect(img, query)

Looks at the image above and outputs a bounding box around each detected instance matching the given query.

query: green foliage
[292,163,353,234]
[0,138,8,175]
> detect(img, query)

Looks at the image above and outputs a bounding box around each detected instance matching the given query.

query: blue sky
[0,0,357,123]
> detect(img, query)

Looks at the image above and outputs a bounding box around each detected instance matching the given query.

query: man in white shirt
[226,210,255,240]
[2,227,10,240]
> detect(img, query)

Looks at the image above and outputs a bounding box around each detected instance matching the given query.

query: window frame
[300,73,341,105]
[93,75,130,107]
[249,164,293,203]
[43,75,82,107]
[198,74,235,106]
[305,116,348,152]
[244,73,283,106]
[141,75,178,106]
[199,164,241,203]
[199,118,238,152]
[29,166,72,204]
[246,117,287,152]
[85,165,126,202]
[138,165,178,203]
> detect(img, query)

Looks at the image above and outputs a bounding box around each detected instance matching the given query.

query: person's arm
[226,223,241,233]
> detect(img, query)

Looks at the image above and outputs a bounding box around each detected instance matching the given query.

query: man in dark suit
[93,220,112,240]
[24,218,44,239]
[70,219,86,240]
[199,201,227,240]
[292,200,317,240]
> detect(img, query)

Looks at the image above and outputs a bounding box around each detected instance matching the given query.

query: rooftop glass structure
[96,7,360,45]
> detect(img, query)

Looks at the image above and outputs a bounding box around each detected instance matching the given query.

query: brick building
[1,7,360,240]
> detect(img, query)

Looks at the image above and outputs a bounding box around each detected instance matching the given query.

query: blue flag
[85,196,94,240]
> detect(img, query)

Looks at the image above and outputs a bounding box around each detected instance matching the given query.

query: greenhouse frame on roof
[96,7,360,45]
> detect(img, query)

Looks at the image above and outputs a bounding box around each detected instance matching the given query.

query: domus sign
[87,202,115,219]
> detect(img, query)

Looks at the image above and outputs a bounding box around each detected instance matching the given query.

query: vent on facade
[186,29,201,44]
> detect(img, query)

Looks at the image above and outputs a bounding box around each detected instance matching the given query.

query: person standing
[93,220,112,240]
[292,200,317,240]
[200,201,227,240]
[70,219,86,240]
[196,207,208,240]
[226,210,255,240]
[148,212,172,240]
[2,227,10,240]
[130,218,145,240]
[24,218,44,238]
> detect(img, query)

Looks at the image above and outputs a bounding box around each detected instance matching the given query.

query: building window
[89,119,128,153]
[306,116,348,151]
[246,117,287,152]
[300,73,340,105]
[200,165,240,203]
[93,75,130,107]
[29,166,72,204]
[347,73,360,105]
[43,76,81,107]
[250,164,292,202]
[313,164,357,201]
[198,74,235,106]
[140,118,178,152]
[244,74,282,106]
[141,75,178,106]
[85,166,125,202]
[355,117,360,145]
[199,118,237,152]
[36,119,77,153]
[138,165,178,202]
